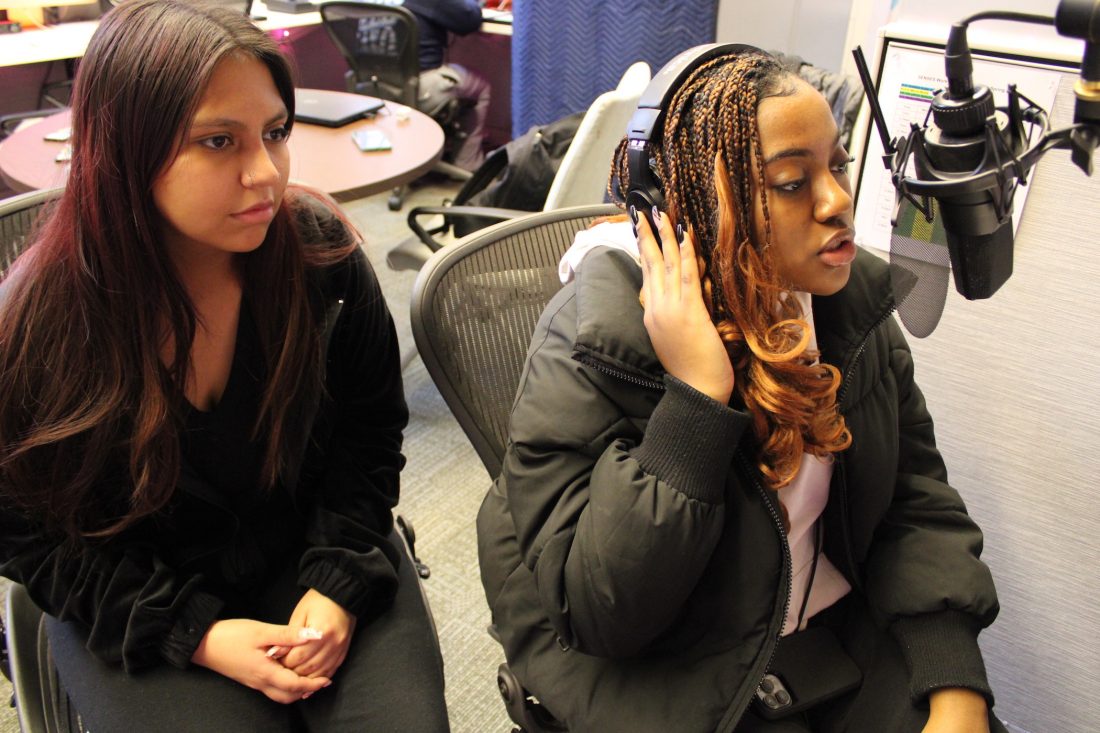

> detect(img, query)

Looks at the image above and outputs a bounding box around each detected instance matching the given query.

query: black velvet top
[0,193,410,671]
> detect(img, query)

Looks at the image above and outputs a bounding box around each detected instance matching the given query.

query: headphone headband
[626,43,764,144]
[625,43,765,226]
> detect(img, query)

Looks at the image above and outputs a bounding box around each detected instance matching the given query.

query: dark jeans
[737,594,1007,733]
[46,530,449,733]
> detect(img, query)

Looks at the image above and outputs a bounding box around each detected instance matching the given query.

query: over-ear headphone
[624,43,765,235]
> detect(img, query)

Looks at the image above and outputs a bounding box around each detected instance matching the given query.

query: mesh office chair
[0,187,60,279]
[320,1,420,108]
[319,1,471,211]
[389,61,650,274]
[411,204,618,732]
[0,187,85,733]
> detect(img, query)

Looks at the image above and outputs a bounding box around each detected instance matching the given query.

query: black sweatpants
[46,530,450,733]
[737,594,1008,733]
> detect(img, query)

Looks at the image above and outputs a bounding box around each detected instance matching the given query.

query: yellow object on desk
[3,0,98,27]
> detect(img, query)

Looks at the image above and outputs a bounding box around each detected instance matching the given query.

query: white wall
[716,0,855,71]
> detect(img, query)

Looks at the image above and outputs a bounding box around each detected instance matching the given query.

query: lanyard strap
[794,520,823,631]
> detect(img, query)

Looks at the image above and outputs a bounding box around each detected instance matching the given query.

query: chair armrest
[0,110,58,140]
[407,205,531,251]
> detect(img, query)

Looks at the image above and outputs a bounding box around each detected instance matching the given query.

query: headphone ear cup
[626,187,662,239]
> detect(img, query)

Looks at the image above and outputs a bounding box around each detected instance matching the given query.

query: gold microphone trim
[1075,79,1100,102]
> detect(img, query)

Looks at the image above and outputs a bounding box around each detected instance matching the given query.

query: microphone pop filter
[889,197,951,338]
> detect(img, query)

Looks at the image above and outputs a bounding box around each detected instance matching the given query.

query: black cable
[961,11,1055,27]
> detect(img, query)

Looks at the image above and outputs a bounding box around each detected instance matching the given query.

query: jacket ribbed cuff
[891,609,994,707]
[298,551,399,623]
[631,375,749,504]
[159,590,224,669]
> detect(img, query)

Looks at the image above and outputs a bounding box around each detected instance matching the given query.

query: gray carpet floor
[0,180,512,732]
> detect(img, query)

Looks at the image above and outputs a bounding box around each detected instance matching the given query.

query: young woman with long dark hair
[477,47,1003,732]
[0,1,447,730]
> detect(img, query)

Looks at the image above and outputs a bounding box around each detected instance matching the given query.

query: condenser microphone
[912,20,1024,300]
[853,9,1057,308]
[852,2,1100,334]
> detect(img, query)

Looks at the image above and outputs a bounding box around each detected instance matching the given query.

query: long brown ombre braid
[610,51,851,492]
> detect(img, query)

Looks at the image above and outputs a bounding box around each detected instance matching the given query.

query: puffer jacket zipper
[573,352,666,391]
[836,306,895,408]
[726,453,792,733]
[831,305,896,593]
[733,303,897,729]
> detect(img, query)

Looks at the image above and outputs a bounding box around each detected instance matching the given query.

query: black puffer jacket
[477,244,998,732]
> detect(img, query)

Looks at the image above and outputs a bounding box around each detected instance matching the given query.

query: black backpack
[408,111,586,247]
[460,111,584,224]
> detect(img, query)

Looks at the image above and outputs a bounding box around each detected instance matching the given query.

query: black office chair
[319,1,471,211]
[410,204,618,732]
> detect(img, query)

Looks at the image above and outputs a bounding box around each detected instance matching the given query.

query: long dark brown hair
[611,51,851,491]
[0,0,354,540]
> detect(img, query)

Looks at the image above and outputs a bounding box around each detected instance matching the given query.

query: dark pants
[737,595,1008,733]
[46,530,450,733]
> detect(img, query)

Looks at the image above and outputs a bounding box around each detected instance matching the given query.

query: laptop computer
[294,89,385,128]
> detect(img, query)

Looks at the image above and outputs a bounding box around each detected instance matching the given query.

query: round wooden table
[0,90,444,203]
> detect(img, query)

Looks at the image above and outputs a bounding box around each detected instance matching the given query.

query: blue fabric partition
[511,0,718,138]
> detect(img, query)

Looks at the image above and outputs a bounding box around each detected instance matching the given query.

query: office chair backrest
[320,2,420,107]
[544,61,651,210]
[0,188,75,733]
[410,204,618,477]
[396,62,651,262]
[0,187,62,278]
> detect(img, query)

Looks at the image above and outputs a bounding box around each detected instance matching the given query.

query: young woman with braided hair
[478,47,1003,732]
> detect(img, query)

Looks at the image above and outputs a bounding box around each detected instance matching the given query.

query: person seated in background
[402,0,492,170]
[477,45,1004,732]
[0,1,448,731]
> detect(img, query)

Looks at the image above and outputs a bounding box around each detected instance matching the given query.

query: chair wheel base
[497,663,568,732]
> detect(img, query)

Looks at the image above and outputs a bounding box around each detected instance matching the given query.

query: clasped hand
[191,589,356,704]
[635,208,734,405]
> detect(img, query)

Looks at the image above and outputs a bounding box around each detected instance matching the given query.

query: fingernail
[302,692,313,700]
[266,646,280,658]
[628,205,639,225]
[298,627,323,640]
[651,206,662,225]
[675,223,684,243]
[323,681,333,688]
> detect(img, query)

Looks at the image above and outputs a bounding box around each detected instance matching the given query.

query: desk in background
[1,2,321,68]
[0,2,510,68]
[0,90,444,202]
[0,3,512,146]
